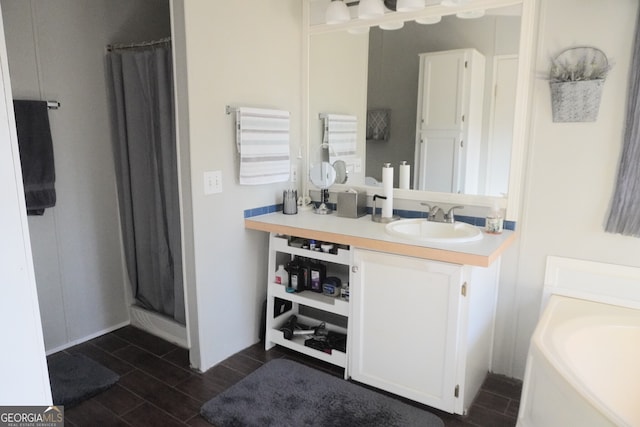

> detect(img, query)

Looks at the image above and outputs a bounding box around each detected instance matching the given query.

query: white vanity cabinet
[350,248,500,415]
[248,212,513,414]
[414,48,485,194]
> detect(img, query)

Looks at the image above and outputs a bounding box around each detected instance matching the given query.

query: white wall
[176,0,640,379]
[494,0,640,378]
[177,0,303,370]
[1,0,171,352]
[0,5,51,403]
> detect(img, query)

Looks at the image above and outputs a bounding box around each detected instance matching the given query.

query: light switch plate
[204,170,222,194]
[353,157,362,173]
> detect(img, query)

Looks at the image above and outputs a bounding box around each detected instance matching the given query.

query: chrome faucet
[444,205,464,223]
[420,203,464,223]
[420,203,444,222]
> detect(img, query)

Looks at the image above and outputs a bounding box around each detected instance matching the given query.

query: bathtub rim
[532,294,637,427]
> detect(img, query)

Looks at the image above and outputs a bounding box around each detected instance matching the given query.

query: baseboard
[45,320,130,355]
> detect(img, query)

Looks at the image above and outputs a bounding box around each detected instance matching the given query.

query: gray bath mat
[48,353,119,407]
[201,359,444,427]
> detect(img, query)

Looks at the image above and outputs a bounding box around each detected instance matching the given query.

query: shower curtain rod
[107,37,171,52]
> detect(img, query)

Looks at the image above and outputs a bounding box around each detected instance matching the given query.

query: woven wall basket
[550,79,605,122]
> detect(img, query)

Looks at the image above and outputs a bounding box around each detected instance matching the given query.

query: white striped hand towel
[236,107,290,185]
[324,114,357,163]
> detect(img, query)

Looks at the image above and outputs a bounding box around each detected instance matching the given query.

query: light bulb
[397,0,425,12]
[358,0,385,19]
[456,9,485,19]
[415,15,442,24]
[348,26,371,35]
[325,0,350,24]
[379,21,405,30]
[441,0,470,6]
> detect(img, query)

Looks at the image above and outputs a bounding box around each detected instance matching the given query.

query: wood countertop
[245,209,516,267]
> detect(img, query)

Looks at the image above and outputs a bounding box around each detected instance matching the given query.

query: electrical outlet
[290,165,298,182]
[204,170,222,195]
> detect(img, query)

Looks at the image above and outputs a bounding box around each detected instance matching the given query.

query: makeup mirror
[310,161,337,214]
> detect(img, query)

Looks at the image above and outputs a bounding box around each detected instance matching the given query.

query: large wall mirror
[305,0,537,220]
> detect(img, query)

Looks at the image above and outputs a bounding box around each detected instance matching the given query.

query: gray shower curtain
[606,6,640,237]
[106,43,185,325]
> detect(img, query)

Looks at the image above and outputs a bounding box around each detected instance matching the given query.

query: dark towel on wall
[13,100,56,215]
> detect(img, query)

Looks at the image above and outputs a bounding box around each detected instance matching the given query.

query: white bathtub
[518,294,640,427]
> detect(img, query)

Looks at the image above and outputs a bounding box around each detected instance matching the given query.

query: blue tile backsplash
[244,204,282,218]
[244,204,516,231]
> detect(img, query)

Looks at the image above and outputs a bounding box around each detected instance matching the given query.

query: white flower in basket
[549,47,611,122]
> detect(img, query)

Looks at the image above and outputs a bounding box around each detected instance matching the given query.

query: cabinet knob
[352,266,359,273]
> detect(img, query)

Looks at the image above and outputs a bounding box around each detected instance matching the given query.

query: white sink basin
[385,219,483,244]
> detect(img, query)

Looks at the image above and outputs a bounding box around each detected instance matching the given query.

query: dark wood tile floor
[54,326,522,426]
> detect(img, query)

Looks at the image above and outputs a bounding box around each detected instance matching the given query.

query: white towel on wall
[236,107,290,185]
[324,114,357,163]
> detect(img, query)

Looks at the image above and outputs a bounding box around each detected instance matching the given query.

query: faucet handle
[445,205,464,223]
[420,202,433,220]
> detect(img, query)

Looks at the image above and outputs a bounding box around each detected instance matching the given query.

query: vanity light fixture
[358,0,385,19]
[441,0,470,6]
[396,0,425,12]
[415,15,442,24]
[456,9,485,18]
[348,26,371,34]
[379,21,404,30]
[325,0,351,24]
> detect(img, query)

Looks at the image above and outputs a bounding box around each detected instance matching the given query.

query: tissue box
[337,190,367,218]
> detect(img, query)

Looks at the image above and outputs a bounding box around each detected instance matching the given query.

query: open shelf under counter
[267,313,347,369]
[269,283,349,317]
[271,234,351,266]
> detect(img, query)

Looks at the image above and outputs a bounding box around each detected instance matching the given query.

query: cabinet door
[350,249,464,412]
[418,51,466,130]
[416,130,463,193]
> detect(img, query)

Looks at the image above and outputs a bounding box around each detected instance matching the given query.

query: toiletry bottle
[299,257,311,290]
[275,264,289,287]
[309,260,326,293]
[485,202,504,234]
[287,260,302,292]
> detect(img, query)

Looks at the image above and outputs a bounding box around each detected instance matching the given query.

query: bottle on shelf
[309,260,326,293]
[275,264,289,287]
[287,260,304,292]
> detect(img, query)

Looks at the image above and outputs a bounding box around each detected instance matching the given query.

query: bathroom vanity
[245,210,515,415]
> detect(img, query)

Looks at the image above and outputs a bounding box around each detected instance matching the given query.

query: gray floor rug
[201,359,444,427]
[49,353,119,407]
